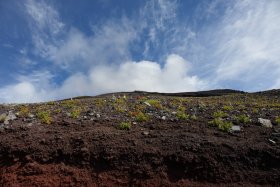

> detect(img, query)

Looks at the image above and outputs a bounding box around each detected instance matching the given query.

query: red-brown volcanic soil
[0,91,280,186]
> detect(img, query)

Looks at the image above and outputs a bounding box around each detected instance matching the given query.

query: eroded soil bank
[0,92,280,186]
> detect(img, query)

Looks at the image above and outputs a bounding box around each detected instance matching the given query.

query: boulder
[258,118,273,128]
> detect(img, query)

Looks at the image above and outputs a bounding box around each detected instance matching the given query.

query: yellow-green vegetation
[208,118,232,132]
[190,115,198,121]
[113,98,128,113]
[145,99,162,109]
[134,104,146,113]
[47,101,56,105]
[178,106,186,112]
[54,108,62,114]
[198,102,206,109]
[115,98,126,105]
[0,114,6,123]
[236,114,251,124]
[169,98,181,108]
[218,121,233,132]
[37,111,52,124]
[208,118,224,127]
[176,111,189,120]
[114,105,126,113]
[70,107,81,119]
[118,122,131,130]
[213,111,228,118]
[93,98,106,108]
[275,116,280,125]
[252,108,259,114]
[135,112,149,122]
[61,99,79,108]
[222,105,234,111]
[19,105,30,117]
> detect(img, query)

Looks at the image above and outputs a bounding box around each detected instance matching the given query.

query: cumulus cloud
[0,54,204,103]
[0,82,44,103]
[89,54,204,93]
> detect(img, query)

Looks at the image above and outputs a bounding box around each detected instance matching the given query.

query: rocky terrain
[0,90,280,186]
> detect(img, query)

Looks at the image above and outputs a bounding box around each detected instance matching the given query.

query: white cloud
[271,79,280,90]
[89,54,204,94]
[52,19,137,69]
[0,54,205,103]
[206,0,280,89]
[25,0,64,60]
[0,82,43,103]
[25,0,64,35]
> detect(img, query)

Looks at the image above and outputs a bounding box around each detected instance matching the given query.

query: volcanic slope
[0,90,280,186]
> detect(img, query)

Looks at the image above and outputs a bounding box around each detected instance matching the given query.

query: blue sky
[0,0,280,103]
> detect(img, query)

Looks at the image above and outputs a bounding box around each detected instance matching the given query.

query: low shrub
[37,111,52,124]
[236,114,251,124]
[218,121,233,132]
[190,115,198,121]
[118,122,131,130]
[136,112,149,122]
[0,114,6,123]
[176,111,189,120]
[19,105,30,117]
[70,107,81,119]
[213,111,228,118]
[208,118,233,132]
[208,118,224,127]
[275,116,280,125]
[223,105,233,111]
[145,99,162,109]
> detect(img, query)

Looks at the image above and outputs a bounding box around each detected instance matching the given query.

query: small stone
[4,120,9,125]
[268,139,276,144]
[96,114,101,118]
[81,147,89,152]
[258,118,273,128]
[83,116,88,119]
[88,113,94,116]
[231,126,241,132]
[171,111,177,115]
[66,112,71,117]
[161,116,166,120]
[132,122,137,125]
[142,131,149,136]
[144,102,151,107]
[28,114,35,118]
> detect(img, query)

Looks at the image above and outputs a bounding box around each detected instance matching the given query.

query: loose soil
[0,90,280,186]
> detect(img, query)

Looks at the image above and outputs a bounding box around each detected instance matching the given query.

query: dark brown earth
[0,90,280,186]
